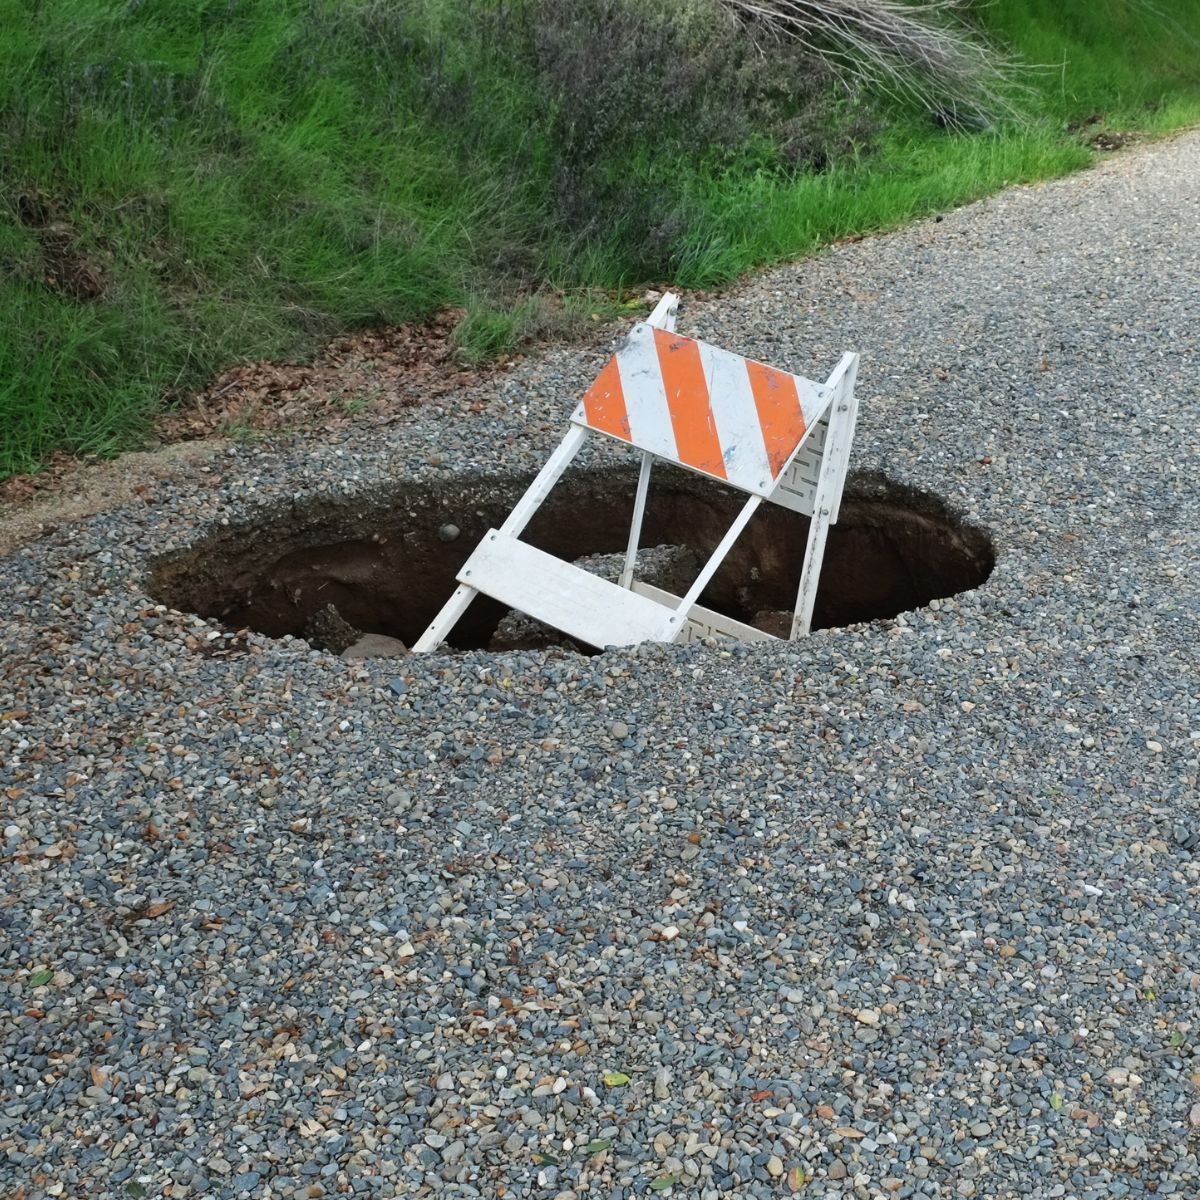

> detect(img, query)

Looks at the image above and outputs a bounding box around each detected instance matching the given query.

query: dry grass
[718,0,1020,119]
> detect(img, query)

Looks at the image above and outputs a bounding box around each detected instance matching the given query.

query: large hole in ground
[149,466,994,654]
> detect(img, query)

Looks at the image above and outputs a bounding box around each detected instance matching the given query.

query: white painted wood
[646,292,680,331]
[593,324,832,497]
[790,503,832,639]
[411,581,478,653]
[632,582,778,643]
[790,358,859,639]
[411,424,587,653]
[620,452,654,589]
[569,293,681,426]
[823,350,858,397]
[675,493,763,617]
[459,531,677,648]
[698,339,774,493]
[616,328,681,466]
[822,353,859,523]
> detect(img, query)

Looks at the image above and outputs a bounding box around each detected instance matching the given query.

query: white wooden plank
[791,361,858,639]
[632,582,778,643]
[823,350,858,398]
[619,452,653,589]
[411,581,479,654]
[459,531,677,648]
[824,353,859,523]
[646,292,680,331]
[791,504,831,639]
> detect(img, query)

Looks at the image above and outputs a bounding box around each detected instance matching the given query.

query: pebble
[340,633,408,659]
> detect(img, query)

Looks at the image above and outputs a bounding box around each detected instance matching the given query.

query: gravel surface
[3,132,1199,1200]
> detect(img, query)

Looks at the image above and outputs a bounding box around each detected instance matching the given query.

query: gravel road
[3,131,1199,1200]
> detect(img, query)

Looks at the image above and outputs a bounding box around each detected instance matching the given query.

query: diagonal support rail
[411,424,587,652]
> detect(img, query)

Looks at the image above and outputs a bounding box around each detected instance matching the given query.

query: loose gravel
[3,132,1199,1200]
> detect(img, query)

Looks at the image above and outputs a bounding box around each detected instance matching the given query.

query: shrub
[477,0,876,275]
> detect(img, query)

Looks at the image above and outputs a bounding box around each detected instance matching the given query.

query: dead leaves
[157,310,498,442]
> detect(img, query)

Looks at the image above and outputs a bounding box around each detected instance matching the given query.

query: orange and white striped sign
[574,323,832,496]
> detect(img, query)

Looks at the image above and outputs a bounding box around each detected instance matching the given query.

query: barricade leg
[791,355,859,639]
[411,424,588,652]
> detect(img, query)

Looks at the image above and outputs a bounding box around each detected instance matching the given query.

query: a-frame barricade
[413,294,859,652]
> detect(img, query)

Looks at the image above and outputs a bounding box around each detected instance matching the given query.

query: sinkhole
[149,466,994,654]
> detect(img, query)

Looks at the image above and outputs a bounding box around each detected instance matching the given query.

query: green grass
[980,0,1200,123]
[2,0,1199,479]
[666,129,1096,287]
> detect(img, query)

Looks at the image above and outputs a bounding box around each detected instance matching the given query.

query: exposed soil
[155,311,495,443]
[14,191,107,301]
[150,465,995,652]
[1064,116,1142,154]
[1090,129,1140,153]
[0,314,508,533]
[0,441,227,559]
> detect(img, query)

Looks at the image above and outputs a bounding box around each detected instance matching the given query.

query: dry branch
[717,0,1020,119]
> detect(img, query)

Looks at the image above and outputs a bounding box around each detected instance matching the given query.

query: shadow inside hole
[149,465,995,652]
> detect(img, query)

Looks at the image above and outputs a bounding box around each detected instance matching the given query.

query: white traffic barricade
[413,294,859,652]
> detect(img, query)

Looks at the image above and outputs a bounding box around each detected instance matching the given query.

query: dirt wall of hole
[149,466,994,650]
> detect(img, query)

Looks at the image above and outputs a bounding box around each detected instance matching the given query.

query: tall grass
[979,0,1200,121]
[1,0,1198,478]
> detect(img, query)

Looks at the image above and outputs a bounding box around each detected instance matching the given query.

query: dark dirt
[1090,129,1140,153]
[150,465,995,652]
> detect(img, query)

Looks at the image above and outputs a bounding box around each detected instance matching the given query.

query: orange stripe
[745,359,806,479]
[581,355,631,442]
[652,329,727,480]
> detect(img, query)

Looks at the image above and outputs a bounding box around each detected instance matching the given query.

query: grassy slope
[0,0,533,473]
[673,0,1200,285]
[1,0,1198,478]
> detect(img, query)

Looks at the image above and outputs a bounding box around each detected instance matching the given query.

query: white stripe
[798,379,833,430]
[599,325,833,486]
[614,325,678,464]
[695,341,774,494]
